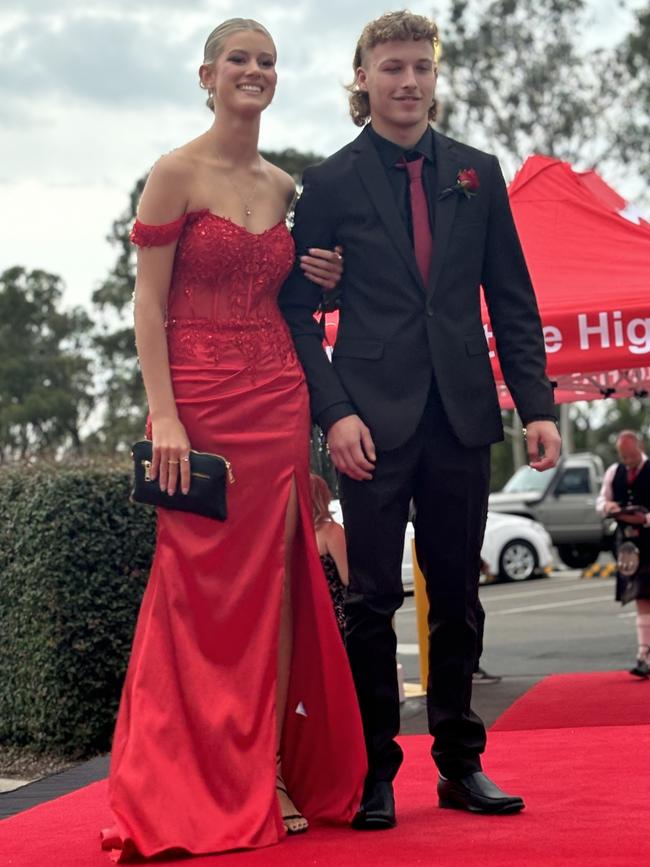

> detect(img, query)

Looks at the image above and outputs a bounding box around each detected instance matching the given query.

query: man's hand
[604,500,621,516]
[525,420,562,471]
[327,415,376,481]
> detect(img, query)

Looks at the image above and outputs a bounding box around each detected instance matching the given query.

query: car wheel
[557,544,600,570]
[499,539,538,581]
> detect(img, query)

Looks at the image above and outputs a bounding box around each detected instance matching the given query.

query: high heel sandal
[276,754,308,835]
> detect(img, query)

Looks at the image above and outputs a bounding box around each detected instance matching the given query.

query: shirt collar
[367,123,435,168]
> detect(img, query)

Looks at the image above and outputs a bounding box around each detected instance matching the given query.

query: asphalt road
[395,568,634,682]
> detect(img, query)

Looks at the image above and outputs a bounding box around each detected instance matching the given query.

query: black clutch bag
[130,440,234,521]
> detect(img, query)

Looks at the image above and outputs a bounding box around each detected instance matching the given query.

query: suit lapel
[428,132,461,299]
[352,128,425,291]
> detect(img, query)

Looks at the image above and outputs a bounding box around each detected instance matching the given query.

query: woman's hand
[300,245,344,289]
[150,415,192,495]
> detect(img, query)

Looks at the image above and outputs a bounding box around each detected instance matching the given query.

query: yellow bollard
[412,539,430,691]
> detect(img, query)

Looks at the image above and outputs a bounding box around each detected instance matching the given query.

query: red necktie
[397,155,433,284]
[627,466,639,486]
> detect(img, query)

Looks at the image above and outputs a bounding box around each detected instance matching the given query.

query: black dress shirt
[366,123,437,245]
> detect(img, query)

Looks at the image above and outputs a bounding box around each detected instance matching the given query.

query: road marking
[618,612,636,619]
[490,594,614,616]
[400,581,614,615]
[482,581,614,604]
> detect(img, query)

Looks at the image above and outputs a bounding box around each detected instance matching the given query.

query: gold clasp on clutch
[141,459,153,482]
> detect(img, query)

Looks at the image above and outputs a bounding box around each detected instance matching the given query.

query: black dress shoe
[472,666,502,685]
[351,780,396,830]
[629,658,650,678]
[438,772,525,814]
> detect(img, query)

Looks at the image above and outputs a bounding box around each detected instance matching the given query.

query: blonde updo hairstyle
[200,18,276,113]
[347,10,439,127]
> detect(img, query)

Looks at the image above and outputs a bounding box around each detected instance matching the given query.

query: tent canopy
[484,155,650,405]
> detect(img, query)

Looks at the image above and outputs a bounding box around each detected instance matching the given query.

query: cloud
[0,3,334,122]
[0,1,442,119]
[0,15,199,114]
[3,0,207,13]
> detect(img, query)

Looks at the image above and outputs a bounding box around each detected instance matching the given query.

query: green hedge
[0,463,156,758]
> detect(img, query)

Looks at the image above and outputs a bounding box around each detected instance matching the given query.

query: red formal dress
[100,210,366,862]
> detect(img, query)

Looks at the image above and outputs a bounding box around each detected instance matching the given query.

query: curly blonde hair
[347,10,439,127]
[200,18,276,113]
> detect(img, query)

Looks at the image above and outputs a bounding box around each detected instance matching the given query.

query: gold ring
[167,459,180,464]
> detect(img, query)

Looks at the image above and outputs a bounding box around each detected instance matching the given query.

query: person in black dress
[311,473,348,635]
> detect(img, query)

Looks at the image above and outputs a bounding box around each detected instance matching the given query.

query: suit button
[426,308,434,317]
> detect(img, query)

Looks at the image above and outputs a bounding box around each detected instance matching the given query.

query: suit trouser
[475,599,486,670]
[341,385,490,782]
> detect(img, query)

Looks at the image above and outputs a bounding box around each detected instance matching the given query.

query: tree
[90,176,147,452]
[91,150,325,452]
[572,398,650,467]
[0,267,93,461]
[614,2,650,190]
[437,0,650,187]
[261,148,324,182]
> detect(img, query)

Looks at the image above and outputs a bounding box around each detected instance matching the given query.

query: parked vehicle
[488,452,613,569]
[329,502,554,590]
[481,511,554,581]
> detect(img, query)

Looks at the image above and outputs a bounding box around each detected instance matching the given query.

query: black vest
[612,460,650,510]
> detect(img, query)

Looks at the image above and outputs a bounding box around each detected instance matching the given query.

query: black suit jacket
[279,126,555,451]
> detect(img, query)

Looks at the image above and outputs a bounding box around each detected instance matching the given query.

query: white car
[480,510,554,582]
[330,502,554,589]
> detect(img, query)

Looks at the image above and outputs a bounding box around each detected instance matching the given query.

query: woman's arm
[133,154,191,495]
[324,522,349,586]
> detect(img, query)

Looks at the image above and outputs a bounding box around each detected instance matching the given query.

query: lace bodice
[131,210,295,321]
[130,210,297,376]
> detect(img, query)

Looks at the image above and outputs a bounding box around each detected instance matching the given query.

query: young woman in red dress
[100,18,366,862]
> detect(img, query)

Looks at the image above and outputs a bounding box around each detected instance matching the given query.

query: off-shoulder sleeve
[130,214,188,247]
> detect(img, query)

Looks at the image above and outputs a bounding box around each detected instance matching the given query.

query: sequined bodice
[165,211,294,321]
[131,210,297,375]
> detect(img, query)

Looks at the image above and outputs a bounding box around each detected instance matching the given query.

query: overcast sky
[1,0,644,310]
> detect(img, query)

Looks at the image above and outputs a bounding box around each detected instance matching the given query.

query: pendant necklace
[218,153,262,217]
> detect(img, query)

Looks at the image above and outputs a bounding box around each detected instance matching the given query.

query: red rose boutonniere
[440,168,480,200]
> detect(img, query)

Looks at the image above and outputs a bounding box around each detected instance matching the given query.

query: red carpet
[2,673,650,866]
[492,670,650,731]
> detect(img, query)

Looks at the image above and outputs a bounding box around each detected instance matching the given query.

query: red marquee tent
[483,155,650,406]
[322,154,650,405]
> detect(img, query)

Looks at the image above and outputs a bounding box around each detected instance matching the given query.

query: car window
[555,467,590,495]
[502,465,554,494]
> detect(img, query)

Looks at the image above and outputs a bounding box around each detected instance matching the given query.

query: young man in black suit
[280,11,561,828]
